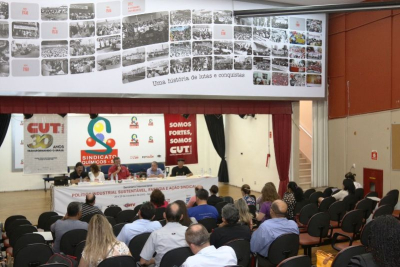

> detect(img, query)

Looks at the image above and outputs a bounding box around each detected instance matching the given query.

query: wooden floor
[0,183,337,264]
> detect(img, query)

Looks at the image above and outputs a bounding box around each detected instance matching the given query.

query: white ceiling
[268,0,362,6]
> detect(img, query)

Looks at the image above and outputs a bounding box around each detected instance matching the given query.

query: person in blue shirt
[250,200,299,262]
[146,161,164,178]
[188,189,219,222]
[117,202,162,245]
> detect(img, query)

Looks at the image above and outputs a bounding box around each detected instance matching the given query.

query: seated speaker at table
[70,162,89,184]
[170,158,193,177]
[147,161,165,178]
[108,157,130,180]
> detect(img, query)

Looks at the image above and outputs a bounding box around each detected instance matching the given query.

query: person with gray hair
[181,224,237,267]
[50,201,88,253]
[210,203,251,248]
[146,161,164,178]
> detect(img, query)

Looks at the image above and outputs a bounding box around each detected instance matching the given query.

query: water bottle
[208,168,212,176]
[201,168,204,177]
[116,173,119,182]
[110,173,114,182]
[80,176,82,183]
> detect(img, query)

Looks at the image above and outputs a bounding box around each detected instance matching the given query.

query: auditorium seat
[296,203,318,231]
[257,233,299,266]
[328,201,346,229]
[116,210,136,223]
[331,209,364,251]
[198,218,217,233]
[74,240,86,263]
[225,239,251,267]
[104,206,122,218]
[277,255,311,267]
[319,197,335,212]
[105,216,117,226]
[299,212,330,257]
[6,232,45,257]
[303,189,316,200]
[355,188,364,201]
[112,223,127,237]
[128,232,151,262]
[14,243,53,267]
[59,229,87,256]
[334,220,372,251]
[308,191,323,205]
[154,207,166,221]
[372,204,394,219]
[2,215,26,240]
[159,247,193,267]
[331,245,366,267]
[37,211,58,231]
[355,198,373,222]
[98,255,136,267]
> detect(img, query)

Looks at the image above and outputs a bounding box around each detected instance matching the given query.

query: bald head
[185,224,210,253]
[195,185,203,192]
[86,193,95,205]
[271,200,287,218]
[165,203,183,222]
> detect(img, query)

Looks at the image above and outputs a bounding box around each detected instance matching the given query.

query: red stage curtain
[0,97,292,115]
[272,114,292,198]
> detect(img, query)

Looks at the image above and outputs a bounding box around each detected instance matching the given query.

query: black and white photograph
[307,19,323,33]
[234,41,252,55]
[271,16,289,29]
[307,33,322,46]
[170,42,191,58]
[0,1,8,19]
[234,26,252,40]
[253,72,271,85]
[307,46,322,60]
[41,59,68,76]
[70,21,95,38]
[272,44,288,57]
[170,57,191,74]
[307,74,322,87]
[192,56,212,71]
[214,56,233,70]
[122,12,169,49]
[272,72,289,86]
[11,40,40,58]
[307,60,322,74]
[272,58,288,72]
[96,35,121,54]
[122,64,146,84]
[146,43,169,62]
[70,56,95,74]
[147,60,169,78]
[170,26,191,42]
[214,10,233,24]
[192,25,212,40]
[12,22,39,39]
[290,73,306,86]
[235,17,252,26]
[271,29,288,43]
[253,17,269,27]
[253,41,270,56]
[70,3,95,20]
[192,41,212,56]
[192,10,212,24]
[253,57,270,71]
[0,40,9,77]
[289,45,305,59]
[170,10,191,25]
[214,41,233,55]
[289,31,306,45]
[97,19,121,36]
[41,41,68,58]
[97,53,121,71]
[289,59,306,72]
[0,21,8,38]
[253,27,270,42]
[41,5,68,21]
[70,39,95,56]
[122,47,145,67]
[234,56,252,70]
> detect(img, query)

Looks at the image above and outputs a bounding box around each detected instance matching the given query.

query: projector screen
[0,0,327,99]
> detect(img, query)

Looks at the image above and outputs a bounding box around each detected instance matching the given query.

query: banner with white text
[24,114,67,174]
[164,114,198,166]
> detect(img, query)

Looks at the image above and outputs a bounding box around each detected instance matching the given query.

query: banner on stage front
[24,114,67,174]
[164,114,198,165]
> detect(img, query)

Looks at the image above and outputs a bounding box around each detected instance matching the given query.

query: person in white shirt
[345,172,362,189]
[117,202,162,245]
[181,224,237,267]
[319,178,356,203]
[88,163,105,182]
[140,203,188,267]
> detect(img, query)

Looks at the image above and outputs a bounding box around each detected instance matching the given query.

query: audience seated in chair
[81,193,104,219]
[348,215,400,267]
[188,189,219,222]
[79,214,131,267]
[140,203,188,267]
[187,185,203,208]
[181,224,237,267]
[241,184,256,206]
[117,202,162,245]
[51,202,88,253]
[319,179,356,204]
[235,198,253,230]
[256,182,280,222]
[250,200,299,260]
[345,172,362,189]
[283,182,304,220]
[210,203,251,248]
[207,185,223,206]
[174,200,192,227]
[150,189,169,209]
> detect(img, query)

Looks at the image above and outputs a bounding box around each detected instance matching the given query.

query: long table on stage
[52,176,218,215]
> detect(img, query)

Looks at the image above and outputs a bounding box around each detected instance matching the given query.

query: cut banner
[24,114,67,174]
[164,114,198,166]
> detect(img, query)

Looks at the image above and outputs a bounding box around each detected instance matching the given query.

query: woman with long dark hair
[283,182,303,220]
[332,178,355,201]
[174,200,192,227]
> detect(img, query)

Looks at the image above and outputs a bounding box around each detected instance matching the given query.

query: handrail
[299,125,312,138]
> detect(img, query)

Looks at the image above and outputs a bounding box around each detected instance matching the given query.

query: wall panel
[328,76,347,118]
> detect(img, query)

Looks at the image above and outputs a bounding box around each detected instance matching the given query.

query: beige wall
[299,101,312,161]
[329,110,400,197]
[225,114,280,193]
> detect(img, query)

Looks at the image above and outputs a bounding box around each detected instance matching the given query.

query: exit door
[363,168,383,198]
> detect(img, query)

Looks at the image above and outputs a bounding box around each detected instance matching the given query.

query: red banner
[81,149,118,165]
[164,114,198,166]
